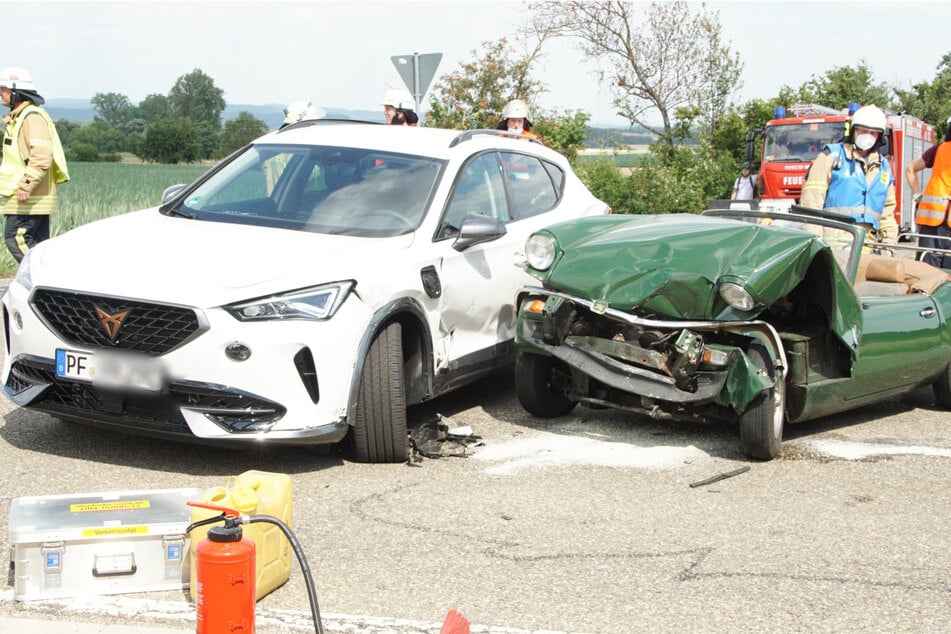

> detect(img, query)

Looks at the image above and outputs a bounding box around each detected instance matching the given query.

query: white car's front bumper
[1,280,373,446]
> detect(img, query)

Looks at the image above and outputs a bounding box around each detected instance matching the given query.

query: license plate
[55,349,164,392]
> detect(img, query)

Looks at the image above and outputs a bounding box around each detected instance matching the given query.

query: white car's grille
[31,289,204,355]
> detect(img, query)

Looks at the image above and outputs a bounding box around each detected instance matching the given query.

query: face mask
[854,133,877,151]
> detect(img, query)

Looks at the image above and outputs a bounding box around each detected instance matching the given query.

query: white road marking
[473,430,707,474]
[805,439,951,460]
[0,589,565,633]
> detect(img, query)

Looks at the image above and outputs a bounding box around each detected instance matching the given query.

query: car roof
[254,120,566,163]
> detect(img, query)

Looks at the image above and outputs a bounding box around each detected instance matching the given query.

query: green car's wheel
[348,321,408,463]
[514,351,577,418]
[739,345,785,460]
[932,361,951,409]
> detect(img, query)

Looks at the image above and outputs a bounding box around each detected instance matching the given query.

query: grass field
[0,162,211,276]
[576,147,648,168]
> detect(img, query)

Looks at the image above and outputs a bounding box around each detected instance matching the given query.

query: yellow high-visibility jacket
[0,102,69,215]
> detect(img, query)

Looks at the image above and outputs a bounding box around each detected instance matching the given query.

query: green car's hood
[536,214,860,339]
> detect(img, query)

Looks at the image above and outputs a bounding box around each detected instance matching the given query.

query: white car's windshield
[171,144,445,237]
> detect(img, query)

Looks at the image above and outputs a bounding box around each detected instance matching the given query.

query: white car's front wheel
[348,321,408,463]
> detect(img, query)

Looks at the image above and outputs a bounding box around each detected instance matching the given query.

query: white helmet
[381,88,414,110]
[0,67,35,91]
[850,105,886,133]
[501,99,531,121]
[283,101,324,124]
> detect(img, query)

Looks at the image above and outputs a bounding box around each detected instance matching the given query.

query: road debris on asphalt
[689,465,751,488]
[408,414,483,462]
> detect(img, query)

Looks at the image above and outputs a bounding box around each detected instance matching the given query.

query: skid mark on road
[473,430,707,474]
[805,439,951,460]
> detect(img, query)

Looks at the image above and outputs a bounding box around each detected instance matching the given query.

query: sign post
[391,52,442,124]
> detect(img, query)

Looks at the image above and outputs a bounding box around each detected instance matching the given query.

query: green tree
[69,120,130,154]
[91,92,133,127]
[531,110,590,164]
[168,68,226,159]
[532,0,743,148]
[138,118,202,164]
[136,93,173,123]
[68,143,102,162]
[794,61,893,110]
[55,119,80,146]
[218,112,268,157]
[895,52,951,135]
[427,37,546,130]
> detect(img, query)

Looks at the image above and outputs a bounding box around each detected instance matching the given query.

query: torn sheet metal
[409,414,483,462]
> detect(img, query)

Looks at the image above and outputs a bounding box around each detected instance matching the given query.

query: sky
[9,0,951,127]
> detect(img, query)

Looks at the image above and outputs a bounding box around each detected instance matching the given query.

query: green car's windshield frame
[702,208,865,282]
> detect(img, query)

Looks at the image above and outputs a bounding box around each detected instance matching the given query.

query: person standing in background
[905,117,951,267]
[731,162,757,200]
[0,67,69,262]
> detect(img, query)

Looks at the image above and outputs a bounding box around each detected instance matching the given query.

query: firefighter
[905,116,951,267]
[496,99,540,140]
[800,105,897,247]
[381,88,415,125]
[0,67,69,263]
[390,108,419,126]
[280,101,325,129]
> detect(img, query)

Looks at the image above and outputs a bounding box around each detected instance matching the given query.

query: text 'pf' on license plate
[55,349,164,392]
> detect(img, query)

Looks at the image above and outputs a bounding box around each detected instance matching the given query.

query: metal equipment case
[8,488,201,600]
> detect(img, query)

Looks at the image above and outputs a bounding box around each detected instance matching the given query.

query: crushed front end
[516,288,784,422]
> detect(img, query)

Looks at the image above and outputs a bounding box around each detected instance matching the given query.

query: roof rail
[787,103,844,117]
[449,128,545,148]
[276,118,381,133]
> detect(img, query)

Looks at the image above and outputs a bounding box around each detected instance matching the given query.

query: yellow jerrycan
[189,470,293,601]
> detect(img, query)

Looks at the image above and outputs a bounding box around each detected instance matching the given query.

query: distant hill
[44,99,384,130]
[43,98,650,144]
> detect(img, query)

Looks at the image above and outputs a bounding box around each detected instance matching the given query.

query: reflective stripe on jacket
[917,141,951,227]
[822,143,891,229]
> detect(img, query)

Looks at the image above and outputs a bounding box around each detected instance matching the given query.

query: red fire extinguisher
[187,501,325,634]
[188,502,256,633]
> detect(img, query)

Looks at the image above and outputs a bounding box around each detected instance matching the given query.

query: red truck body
[748,104,935,232]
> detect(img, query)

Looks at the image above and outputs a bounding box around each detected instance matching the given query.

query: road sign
[391,52,442,117]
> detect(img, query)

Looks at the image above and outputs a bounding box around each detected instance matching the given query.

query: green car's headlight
[718,281,756,311]
[226,281,355,321]
[525,234,556,270]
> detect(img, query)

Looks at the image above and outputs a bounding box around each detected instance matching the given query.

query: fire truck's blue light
[774,106,786,118]
[848,102,860,115]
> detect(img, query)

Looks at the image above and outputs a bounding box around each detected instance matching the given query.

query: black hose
[185,513,227,535]
[247,515,323,634]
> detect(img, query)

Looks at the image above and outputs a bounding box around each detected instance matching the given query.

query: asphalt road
[1,356,950,632]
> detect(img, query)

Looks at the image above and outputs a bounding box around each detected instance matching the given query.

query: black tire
[348,321,407,463]
[514,351,577,418]
[933,362,951,409]
[738,345,785,461]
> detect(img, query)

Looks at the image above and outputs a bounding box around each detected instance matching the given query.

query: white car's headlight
[226,281,355,321]
[14,250,33,291]
[525,234,556,270]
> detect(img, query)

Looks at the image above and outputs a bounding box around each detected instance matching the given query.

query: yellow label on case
[70,500,151,513]
[82,525,149,537]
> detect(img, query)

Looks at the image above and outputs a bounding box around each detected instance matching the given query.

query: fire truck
[746,103,936,232]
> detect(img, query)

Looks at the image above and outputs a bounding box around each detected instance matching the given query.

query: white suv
[2,122,609,462]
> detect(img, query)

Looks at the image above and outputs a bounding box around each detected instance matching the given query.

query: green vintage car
[514,208,951,460]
